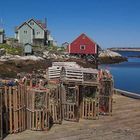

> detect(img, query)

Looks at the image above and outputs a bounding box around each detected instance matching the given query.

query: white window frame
[37,31,40,35]
[80,45,86,50]
[30,22,34,25]
[24,31,27,34]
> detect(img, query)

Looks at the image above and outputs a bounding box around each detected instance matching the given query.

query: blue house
[15,19,48,46]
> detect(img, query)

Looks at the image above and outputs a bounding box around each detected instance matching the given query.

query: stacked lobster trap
[0,81,26,137]
[0,62,114,139]
[48,62,114,122]
[99,70,114,115]
[48,84,62,124]
[58,65,100,121]
[80,85,99,120]
[26,88,50,131]
[61,84,80,121]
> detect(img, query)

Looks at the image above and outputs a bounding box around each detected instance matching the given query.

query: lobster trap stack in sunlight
[99,70,114,115]
[26,88,50,131]
[2,83,26,134]
[60,66,100,121]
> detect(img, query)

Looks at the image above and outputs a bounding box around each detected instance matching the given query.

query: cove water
[101,51,140,94]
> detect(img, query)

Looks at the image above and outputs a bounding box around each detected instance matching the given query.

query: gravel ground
[4,94,140,140]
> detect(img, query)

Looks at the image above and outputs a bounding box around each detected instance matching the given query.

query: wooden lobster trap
[80,85,99,120]
[49,85,62,124]
[61,84,79,122]
[0,87,3,140]
[81,97,99,119]
[99,95,113,115]
[61,67,99,84]
[48,66,61,82]
[26,88,50,131]
[100,79,114,96]
[3,84,26,134]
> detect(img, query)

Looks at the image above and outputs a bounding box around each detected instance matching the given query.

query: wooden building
[68,33,99,55]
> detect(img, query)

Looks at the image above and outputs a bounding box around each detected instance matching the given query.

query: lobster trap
[61,84,79,122]
[99,96,113,115]
[79,85,99,120]
[26,88,50,131]
[2,84,26,134]
[100,79,114,96]
[99,71,114,115]
[49,85,62,124]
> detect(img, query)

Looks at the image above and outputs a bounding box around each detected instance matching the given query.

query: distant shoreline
[109,48,140,52]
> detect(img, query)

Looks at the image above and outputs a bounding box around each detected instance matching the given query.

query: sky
[0,0,140,48]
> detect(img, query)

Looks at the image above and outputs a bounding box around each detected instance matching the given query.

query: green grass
[0,44,23,55]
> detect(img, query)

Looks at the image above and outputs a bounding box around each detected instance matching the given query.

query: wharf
[4,94,140,140]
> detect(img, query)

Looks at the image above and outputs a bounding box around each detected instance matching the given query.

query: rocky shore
[99,50,127,64]
[0,49,127,78]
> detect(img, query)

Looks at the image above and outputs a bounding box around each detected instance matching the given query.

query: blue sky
[0,0,140,48]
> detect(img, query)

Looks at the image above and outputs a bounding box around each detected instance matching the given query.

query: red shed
[68,33,98,55]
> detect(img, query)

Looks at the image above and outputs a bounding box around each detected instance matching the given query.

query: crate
[100,79,114,96]
[3,84,26,134]
[61,67,99,83]
[99,96,113,115]
[81,97,99,119]
[61,84,79,122]
[49,86,62,124]
[48,66,61,81]
[26,88,50,130]
[79,85,99,120]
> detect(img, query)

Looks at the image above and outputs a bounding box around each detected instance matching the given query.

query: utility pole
[95,45,99,69]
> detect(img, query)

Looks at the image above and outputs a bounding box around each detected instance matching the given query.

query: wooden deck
[4,94,140,140]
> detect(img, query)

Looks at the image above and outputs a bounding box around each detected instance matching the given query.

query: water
[115,51,140,57]
[101,51,140,94]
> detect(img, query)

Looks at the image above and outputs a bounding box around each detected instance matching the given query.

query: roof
[27,18,46,31]
[16,22,33,30]
[16,18,47,31]
[71,33,97,45]
[36,20,46,29]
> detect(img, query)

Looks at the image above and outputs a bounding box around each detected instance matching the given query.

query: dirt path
[4,94,140,140]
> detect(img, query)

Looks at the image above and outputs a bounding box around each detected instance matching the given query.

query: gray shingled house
[15,19,48,46]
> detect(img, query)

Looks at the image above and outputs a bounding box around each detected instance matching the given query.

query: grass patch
[0,44,23,55]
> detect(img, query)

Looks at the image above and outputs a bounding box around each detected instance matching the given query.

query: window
[82,35,86,39]
[80,45,86,50]
[24,31,27,34]
[30,22,34,25]
[37,32,40,35]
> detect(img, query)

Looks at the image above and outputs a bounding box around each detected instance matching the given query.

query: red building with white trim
[68,33,98,55]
